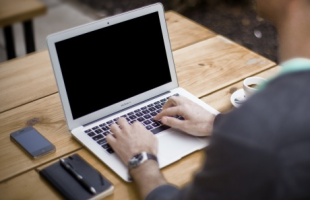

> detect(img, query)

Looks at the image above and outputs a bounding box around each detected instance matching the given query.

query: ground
[77,0,278,62]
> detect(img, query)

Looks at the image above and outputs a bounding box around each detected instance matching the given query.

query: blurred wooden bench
[0,0,47,60]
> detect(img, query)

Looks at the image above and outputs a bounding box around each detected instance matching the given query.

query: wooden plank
[201,66,281,113]
[165,11,216,51]
[0,50,57,114]
[174,35,276,98]
[0,148,204,200]
[0,93,82,183]
[0,0,47,27]
[0,12,216,114]
[0,170,62,200]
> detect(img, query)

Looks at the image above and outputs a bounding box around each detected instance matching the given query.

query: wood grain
[0,93,82,183]
[0,50,57,114]
[165,10,215,51]
[0,170,62,200]
[0,0,47,27]
[201,66,281,113]
[174,35,276,98]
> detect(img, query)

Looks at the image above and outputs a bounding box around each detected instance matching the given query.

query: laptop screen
[55,12,172,119]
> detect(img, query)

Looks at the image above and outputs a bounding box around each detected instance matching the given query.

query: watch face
[130,153,144,167]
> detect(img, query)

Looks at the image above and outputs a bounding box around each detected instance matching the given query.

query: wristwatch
[128,152,158,170]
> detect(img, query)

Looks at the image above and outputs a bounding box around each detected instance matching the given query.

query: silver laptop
[47,2,219,182]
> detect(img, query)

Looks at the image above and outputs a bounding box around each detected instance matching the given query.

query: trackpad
[158,130,205,161]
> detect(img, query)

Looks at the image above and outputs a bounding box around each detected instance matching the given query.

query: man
[106,0,310,199]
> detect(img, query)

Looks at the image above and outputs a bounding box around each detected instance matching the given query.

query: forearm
[130,160,168,200]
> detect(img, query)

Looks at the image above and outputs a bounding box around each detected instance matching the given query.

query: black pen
[60,158,97,195]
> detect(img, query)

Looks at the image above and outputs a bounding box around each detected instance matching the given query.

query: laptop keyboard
[84,93,184,154]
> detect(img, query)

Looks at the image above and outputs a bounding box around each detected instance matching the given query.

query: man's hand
[154,95,215,137]
[106,118,158,165]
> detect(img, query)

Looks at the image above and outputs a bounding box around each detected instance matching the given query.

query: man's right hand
[154,95,215,137]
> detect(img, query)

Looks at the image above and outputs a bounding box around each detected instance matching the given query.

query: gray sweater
[146,71,310,200]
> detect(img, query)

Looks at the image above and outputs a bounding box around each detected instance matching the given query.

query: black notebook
[39,154,114,200]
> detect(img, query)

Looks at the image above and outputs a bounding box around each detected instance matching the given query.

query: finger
[106,134,116,145]
[154,107,182,120]
[161,116,185,129]
[162,96,179,110]
[110,123,122,137]
[117,117,131,130]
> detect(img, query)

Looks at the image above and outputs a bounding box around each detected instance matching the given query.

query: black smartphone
[10,126,56,159]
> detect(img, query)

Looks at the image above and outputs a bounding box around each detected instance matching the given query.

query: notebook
[46,2,219,182]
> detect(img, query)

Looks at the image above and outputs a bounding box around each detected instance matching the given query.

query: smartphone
[10,126,56,159]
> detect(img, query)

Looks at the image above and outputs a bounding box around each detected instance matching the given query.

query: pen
[60,158,97,195]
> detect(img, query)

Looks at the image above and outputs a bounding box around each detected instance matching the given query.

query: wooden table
[0,11,279,200]
[0,0,47,60]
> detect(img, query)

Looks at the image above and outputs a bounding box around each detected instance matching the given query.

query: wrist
[129,158,159,178]
[129,160,167,199]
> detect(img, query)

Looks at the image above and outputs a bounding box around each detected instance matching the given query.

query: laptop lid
[47,3,178,131]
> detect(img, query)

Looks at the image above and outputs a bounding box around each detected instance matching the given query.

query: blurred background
[0,0,278,63]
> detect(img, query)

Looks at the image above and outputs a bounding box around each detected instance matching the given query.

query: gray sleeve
[145,184,180,200]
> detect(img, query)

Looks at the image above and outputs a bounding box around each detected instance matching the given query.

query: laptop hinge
[83,91,171,127]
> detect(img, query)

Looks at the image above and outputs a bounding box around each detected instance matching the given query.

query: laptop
[47,2,219,182]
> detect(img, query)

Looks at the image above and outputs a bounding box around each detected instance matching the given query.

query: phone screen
[11,127,55,158]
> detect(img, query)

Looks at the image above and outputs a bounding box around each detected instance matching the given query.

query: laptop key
[129,115,137,120]
[95,129,103,134]
[144,114,151,119]
[141,106,147,110]
[155,105,162,109]
[142,110,150,114]
[92,126,99,130]
[84,129,91,133]
[136,112,143,117]
[106,148,114,154]
[102,143,110,149]
[148,107,156,111]
[106,120,113,125]
[150,112,157,116]
[97,139,107,145]
[144,120,152,125]
[99,123,106,127]
[134,109,140,112]
[102,126,109,131]
[151,125,170,134]
[102,132,109,136]
[178,116,185,120]
[93,134,104,141]
[87,132,96,137]
[128,112,134,115]
[146,125,153,130]
[152,122,160,127]
[137,117,144,122]
[154,101,160,104]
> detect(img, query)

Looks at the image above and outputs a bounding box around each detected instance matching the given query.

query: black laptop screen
[55,12,172,119]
